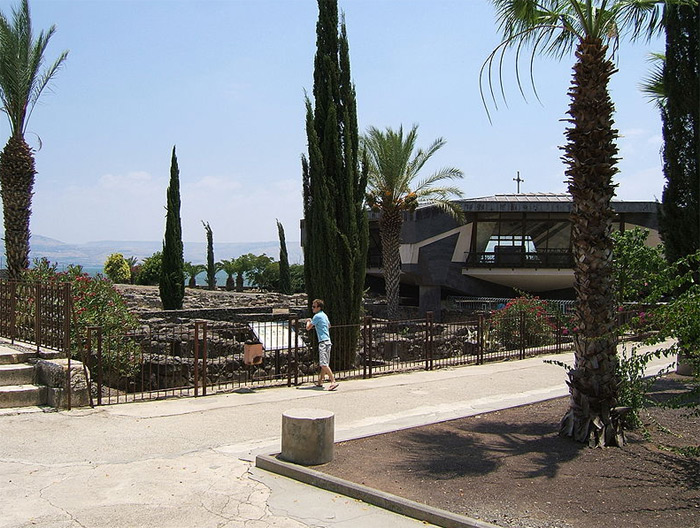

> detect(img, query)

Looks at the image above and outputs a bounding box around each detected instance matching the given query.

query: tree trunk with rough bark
[560,37,623,447]
[380,209,403,321]
[0,135,35,280]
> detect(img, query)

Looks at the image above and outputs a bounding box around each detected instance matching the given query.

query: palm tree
[125,256,139,284]
[485,0,668,447]
[362,125,464,321]
[0,0,68,279]
[183,262,205,288]
[217,258,237,291]
[232,253,255,292]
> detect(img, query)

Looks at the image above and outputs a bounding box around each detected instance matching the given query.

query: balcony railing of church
[465,249,574,269]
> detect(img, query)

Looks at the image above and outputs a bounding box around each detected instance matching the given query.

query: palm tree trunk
[0,135,36,280]
[560,37,623,447]
[380,209,403,320]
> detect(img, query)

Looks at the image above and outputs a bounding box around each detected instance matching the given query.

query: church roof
[450,193,658,213]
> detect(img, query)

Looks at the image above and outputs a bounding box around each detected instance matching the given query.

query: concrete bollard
[280,408,334,465]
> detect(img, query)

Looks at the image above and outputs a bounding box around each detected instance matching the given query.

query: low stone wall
[36,359,91,408]
[137,307,307,325]
[95,347,319,393]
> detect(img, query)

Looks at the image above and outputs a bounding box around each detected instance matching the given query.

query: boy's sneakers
[328,383,339,391]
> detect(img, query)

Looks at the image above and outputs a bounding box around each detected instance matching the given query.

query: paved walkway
[0,340,675,528]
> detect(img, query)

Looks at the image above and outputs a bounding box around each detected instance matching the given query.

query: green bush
[611,228,667,303]
[103,253,131,284]
[616,345,672,429]
[290,264,305,293]
[258,261,280,291]
[135,252,162,285]
[247,254,274,289]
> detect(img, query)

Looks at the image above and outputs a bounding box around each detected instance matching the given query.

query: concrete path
[0,340,675,528]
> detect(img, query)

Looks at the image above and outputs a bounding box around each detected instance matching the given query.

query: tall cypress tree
[202,221,216,290]
[277,219,292,294]
[659,4,700,263]
[302,0,368,370]
[159,146,184,309]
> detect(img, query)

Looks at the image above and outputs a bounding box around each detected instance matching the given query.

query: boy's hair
[312,299,324,310]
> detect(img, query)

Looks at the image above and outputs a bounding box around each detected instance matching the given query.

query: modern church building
[365,193,660,315]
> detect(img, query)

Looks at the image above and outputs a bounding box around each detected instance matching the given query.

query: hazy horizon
[0,0,667,246]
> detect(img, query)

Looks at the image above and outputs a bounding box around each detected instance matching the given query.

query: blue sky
[1,0,666,244]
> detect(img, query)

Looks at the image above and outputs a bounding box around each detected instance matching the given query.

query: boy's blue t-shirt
[312,311,331,342]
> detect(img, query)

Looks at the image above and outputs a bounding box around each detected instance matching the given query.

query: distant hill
[0,235,304,270]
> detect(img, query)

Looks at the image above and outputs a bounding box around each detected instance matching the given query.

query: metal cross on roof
[513,171,524,193]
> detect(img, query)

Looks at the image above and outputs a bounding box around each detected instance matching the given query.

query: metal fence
[0,280,71,353]
[447,296,576,316]
[0,280,651,408]
[83,306,581,405]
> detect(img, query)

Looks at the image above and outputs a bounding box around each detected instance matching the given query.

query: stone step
[38,349,63,360]
[0,364,35,386]
[0,348,34,365]
[0,344,61,363]
[0,384,47,409]
[0,405,52,416]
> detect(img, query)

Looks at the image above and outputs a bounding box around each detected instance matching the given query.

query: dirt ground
[317,375,700,528]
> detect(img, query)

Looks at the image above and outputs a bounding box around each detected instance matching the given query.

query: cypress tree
[202,221,216,290]
[159,146,185,309]
[277,219,292,294]
[659,4,700,263]
[302,0,368,370]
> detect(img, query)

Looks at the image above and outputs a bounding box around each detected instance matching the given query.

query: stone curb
[255,453,503,528]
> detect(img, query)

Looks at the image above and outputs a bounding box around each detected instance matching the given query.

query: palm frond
[408,135,447,177]
[363,124,464,212]
[0,0,68,135]
[482,0,670,119]
[639,51,666,109]
[413,169,465,194]
[418,198,465,222]
[615,0,667,41]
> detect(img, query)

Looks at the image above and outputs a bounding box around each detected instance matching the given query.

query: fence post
[362,316,370,379]
[193,321,200,397]
[362,317,366,379]
[95,327,103,405]
[287,317,294,387]
[66,327,71,411]
[519,311,526,360]
[368,316,373,378]
[556,317,562,353]
[293,318,299,386]
[82,326,95,407]
[426,311,434,371]
[34,283,41,353]
[63,283,71,357]
[275,348,281,379]
[201,321,208,397]
[10,282,16,344]
[477,314,484,365]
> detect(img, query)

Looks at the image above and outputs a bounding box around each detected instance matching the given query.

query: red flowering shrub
[23,258,140,380]
[490,296,558,350]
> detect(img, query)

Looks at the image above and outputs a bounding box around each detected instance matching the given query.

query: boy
[306,299,338,391]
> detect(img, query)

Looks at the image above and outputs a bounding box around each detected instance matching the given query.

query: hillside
[0,235,303,269]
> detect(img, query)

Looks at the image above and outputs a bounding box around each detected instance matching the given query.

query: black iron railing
[465,248,574,268]
[84,308,586,405]
[0,280,71,354]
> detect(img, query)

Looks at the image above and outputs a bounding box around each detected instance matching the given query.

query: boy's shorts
[318,340,332,367]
